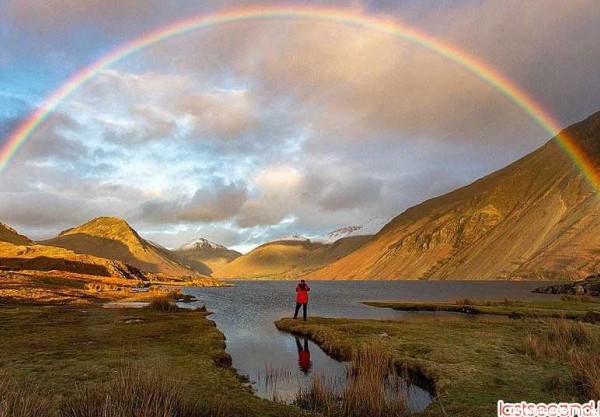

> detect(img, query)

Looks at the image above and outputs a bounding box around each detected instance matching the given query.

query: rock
[459,306,480,315]
[582,311,600,324]
[508,312,522,320]
[213,351,232,367]
[533,275,600,297]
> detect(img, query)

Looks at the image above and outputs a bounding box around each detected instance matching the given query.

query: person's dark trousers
[294,302,308,320]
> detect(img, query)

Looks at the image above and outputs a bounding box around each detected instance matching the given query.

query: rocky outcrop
[533,275,600,296]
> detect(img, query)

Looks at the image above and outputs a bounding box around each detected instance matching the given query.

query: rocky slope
[173,238,241,275]
[306,110,600,280]
[212,235,371,279]
[42,217,207,279]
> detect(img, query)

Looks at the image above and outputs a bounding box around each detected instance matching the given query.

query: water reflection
[295,337,313,374]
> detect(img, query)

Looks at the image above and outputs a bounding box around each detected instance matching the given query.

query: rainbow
[2,5,598,189]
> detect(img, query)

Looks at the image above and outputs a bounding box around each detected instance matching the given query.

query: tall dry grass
[523,319,594,359]
[296,343,407,417]
[561,295,595,303]
[523,319,600,400]
[59,367,231,417]
[0,374,51,417]
[572,352,600,398]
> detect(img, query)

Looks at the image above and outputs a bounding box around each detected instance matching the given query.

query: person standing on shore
[293,279,310,321]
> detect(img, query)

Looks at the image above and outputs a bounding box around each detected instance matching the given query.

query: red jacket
[296,283,310,303]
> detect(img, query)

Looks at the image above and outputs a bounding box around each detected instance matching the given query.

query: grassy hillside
[0,223,33,246]
[213,236,370,279]
[42,217,206,279]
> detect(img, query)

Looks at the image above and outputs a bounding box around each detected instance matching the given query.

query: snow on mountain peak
[270,234,310,243]
[178,238,227,251]
[312,218,389,244]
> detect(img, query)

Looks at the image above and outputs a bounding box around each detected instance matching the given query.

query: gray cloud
[316,176,384,211]
[136,179,248,224]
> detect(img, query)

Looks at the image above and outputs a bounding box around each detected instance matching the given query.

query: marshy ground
[2,294,600,417]
[276,297,600,417]
[0,304,301,417]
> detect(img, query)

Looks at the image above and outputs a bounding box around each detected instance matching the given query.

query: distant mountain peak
[312,218,388,244]
[60,217,135,237]
[271,234,310,243]
[178,238,228,251]
[43,217,208,279]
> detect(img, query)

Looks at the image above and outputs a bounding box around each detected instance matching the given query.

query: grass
[0,372,52,417]
[521,320,600,400]
[58,366,237,417]
[296,343,407,417]
[146,297,181,312]
[0,305,301,417]
[365,298,600,319]
[276,314,600,417]
[522,319,595,358]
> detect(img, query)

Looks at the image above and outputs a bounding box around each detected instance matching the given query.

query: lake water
[183,280,559,412]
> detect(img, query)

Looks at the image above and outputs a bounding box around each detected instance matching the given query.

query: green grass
[364,298,600,319]
[275,315,598,417]
[0,305,301,417]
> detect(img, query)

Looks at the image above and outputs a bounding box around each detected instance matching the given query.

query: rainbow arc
[1,6,597,189]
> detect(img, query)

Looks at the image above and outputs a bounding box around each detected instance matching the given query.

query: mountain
[173,238,241,275]
[0,223,33,246]
[0,240,148,280]
[212,234,371,279]
[306,110,600,281]
[42,217,205,279]
[312,218,388,244]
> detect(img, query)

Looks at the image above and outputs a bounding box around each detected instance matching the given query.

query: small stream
[183,280,560,413]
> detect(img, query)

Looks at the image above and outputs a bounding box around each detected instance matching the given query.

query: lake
[183,280,559,412]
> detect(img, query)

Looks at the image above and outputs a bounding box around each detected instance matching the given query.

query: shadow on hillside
[0,256,111,276]
[41,233,158,273]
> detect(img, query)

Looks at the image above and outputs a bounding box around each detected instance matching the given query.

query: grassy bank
[0,305,300,417]
[276,314,599,417]
[364,297,600,320]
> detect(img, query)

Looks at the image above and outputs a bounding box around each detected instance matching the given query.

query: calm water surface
[183,280,559,412]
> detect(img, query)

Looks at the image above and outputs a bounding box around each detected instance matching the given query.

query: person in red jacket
[293,279,310,321]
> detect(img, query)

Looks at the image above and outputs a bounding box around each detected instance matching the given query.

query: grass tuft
[523,319,595,359]
[572,352,600,398]
[561,294,595,303]
[0,373,52,417]
[59,367,232,417]
[147,297,180,313]
[296,343,407,417]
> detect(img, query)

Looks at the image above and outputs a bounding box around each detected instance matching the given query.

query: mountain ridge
[306,111,600,280]
[42,217,207,279]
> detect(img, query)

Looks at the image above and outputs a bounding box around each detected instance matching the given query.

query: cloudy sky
[1,0,599,252]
